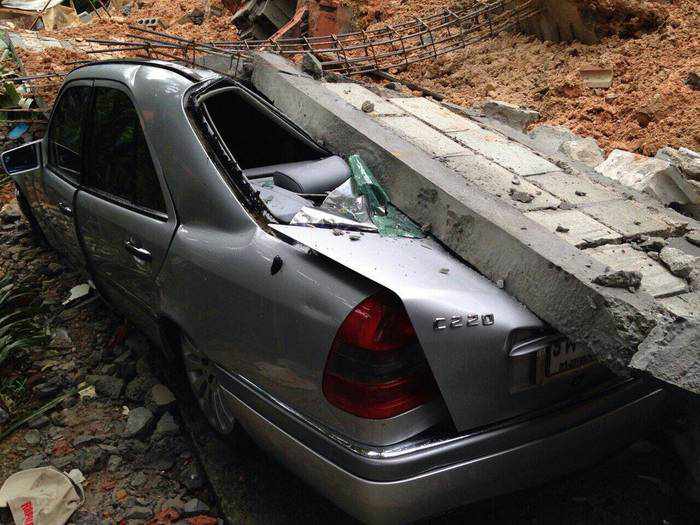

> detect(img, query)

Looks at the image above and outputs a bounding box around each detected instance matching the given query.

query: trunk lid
[272,225,614,431]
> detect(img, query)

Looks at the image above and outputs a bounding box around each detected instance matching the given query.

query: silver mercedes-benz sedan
[1,60,664,524]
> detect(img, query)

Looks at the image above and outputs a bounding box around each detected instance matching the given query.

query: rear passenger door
[34,81,92,269]
[75,81,176,328]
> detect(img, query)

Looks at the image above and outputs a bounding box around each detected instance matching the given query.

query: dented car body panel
[2,60,665,524]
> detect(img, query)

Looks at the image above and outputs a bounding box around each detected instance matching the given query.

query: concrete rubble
[597,149,700,218]
[248,51,700,393]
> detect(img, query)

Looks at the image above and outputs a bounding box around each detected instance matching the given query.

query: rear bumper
[218,370,664,524]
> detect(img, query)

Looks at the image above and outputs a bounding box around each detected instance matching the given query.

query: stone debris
[659,247,697,279]
[637,237,668,253]
[88,374,125,399]
[474,99,540,131]
[183,498,211,517]
[361,100,375,113]
[592,269,643,290]
[19,453,47,470]
[631,319,700,394]
[124,505,153,520]
[559,137,605,168]
[510,189,535,203]
[146,383,176,414]
[124,406,155,438]
[596,149,690,206]
[556,224,570,233]
[301,52,324,79]
[687,230,700,247]
[153,412,180,438]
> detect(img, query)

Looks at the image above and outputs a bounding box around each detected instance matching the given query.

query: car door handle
[124,240,152,262]
[58,202,73,217]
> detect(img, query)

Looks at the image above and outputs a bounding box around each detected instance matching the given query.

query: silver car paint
[16,61,608,443]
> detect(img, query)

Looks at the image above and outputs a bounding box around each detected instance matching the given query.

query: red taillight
[323,291,440,419]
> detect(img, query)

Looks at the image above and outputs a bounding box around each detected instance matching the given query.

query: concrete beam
[251,52,668,373]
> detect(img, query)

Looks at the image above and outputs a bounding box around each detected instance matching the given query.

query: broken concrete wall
[250,52,700,390]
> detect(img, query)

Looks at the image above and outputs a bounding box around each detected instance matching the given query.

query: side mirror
[1,140,41,176]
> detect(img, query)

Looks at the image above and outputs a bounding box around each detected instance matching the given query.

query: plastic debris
[7,123,29,140]
[0,466,84,525]
[61,283,91,306]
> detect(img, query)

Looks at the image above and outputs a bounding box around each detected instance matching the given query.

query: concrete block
[596,149,688,205]
[525,209,622,248]
[324,83,405,116]
[449,128,559,176]
[630,318,700,394]
[659,291,700,320]
[585,244,688,298]
[250,51,678,388]
[583,200,672,238]
[472,100,540,131]
[377,115,468,157]
[528,172,619,205]
[389,97,483,133]
[559,138,605,168]
[443,155,560,211]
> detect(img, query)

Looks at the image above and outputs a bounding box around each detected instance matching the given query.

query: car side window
[86,86,166,214]
[48,85,91,178]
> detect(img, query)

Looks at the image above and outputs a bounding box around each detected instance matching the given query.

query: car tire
[181,333,237,435]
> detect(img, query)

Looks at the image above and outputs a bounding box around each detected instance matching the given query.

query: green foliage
[0,273,48,369]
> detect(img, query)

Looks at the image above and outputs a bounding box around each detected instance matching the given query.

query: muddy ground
[356,0,700,156]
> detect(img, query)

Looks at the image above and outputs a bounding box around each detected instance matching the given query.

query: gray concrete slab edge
[250,52,693,387]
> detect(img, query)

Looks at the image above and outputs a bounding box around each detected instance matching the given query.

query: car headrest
[272,156,351,194]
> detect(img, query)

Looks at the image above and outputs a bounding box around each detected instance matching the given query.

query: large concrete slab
[324,83,405,116]
[449,128,559,176]
[444,155,560,211]
[389,97,483,133]
[585,244,689,298]
[251,51,663,375]
[583,200,672,238]
[377,115,469,157]
[525,209,622,248]
[528,172,620,205]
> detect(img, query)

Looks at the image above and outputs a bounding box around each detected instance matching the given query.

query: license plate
[546,339,593,376]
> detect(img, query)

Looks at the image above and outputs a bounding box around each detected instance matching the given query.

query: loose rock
[146,384,176,414]
[19,453,47,470]
[510,189,535,203]
[593,270,643,290]
[687,230,700,247]
[361,100,375,113]
[88,374,125,399]
[153,412,179,438]
[475,99,540,131]
[659,247,697,279]
[124,506,152,520]
[559,137,605,168]
[24,429,41,445]
[124,407,155,439]
[183,498,210,517]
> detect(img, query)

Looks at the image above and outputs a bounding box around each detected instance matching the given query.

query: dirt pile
[575,0,669,38]
[360,0,699,155]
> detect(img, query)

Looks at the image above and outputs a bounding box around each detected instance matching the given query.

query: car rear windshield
[202,88,325,170]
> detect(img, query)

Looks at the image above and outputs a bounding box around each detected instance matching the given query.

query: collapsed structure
[235,51,699,393]
[0,0,698,394]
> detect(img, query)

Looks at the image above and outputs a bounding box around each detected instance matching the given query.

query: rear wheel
[181,334,236,435]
